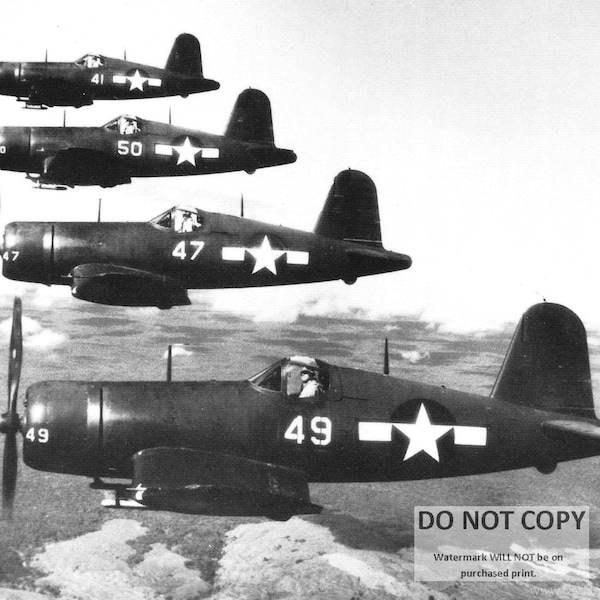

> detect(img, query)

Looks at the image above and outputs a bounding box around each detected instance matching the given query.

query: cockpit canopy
[151,206,204,233]
[249,356,329,398]
[103,115,141,135]
[75,54,105,69]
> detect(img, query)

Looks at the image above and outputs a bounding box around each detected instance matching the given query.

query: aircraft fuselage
[22,366,599,484]
[2,213,411,289]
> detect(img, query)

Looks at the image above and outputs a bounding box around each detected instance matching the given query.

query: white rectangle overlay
[154,144,173,156]
[222,247,246,261]
[201,148,220,159]
[453,426,487,446]
[358,422,391,442]
[414,505,589,582]
[286,251,309,265]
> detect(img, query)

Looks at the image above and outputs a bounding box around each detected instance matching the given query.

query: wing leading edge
[71,263,190,309]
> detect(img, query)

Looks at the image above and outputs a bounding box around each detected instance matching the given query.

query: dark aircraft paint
[3,301,600,519]
[0,89,295,188]
[2,170,410,308]
[0,34,219,108]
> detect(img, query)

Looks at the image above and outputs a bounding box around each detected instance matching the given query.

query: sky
[0,0,599,335]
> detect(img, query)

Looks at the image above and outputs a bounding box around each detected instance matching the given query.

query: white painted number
[284,415,305,445]
[310,416,332,446]
[0,145,6,154]
[171,240,205,260]
[91,73,105,85]
[2,251,19,262]
[190,241,204,260]
[117,140,143,156]
[25,427,49,443]
[284,416,332,446]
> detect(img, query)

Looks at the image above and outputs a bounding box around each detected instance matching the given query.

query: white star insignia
[173,137,202,166]
[127,69,148,91]
[247,236,284,274]
[394,404,452,462]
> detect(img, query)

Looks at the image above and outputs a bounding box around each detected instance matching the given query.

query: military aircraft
[0,88,296,188]
[1,297,599,520]
[2,170,411,308]
[0,33,219,108]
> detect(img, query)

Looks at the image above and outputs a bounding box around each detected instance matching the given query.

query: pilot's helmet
[301,367,316,379]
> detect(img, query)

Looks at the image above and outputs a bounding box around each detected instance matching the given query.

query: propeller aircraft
[2,170,411,308]
[0,88,296,188]
[0,33,219,108]
[1,298,599,520]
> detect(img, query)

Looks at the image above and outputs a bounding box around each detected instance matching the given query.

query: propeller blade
[8,297,22,415]
[1,297,23,520]
[2,432,17,519]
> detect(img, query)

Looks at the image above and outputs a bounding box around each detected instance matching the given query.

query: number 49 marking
[25,427,49,443]
[284,416,332,446]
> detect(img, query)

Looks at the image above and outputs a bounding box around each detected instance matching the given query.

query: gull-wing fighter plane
[1,299,600,520]
[2,170,411,308]
[0,88,296,188]
[0,33,219,108]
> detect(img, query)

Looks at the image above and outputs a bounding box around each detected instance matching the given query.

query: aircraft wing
[106,447,322,520]
[42,148,131,187]
[543,419,600,439]
[71,263,190,309]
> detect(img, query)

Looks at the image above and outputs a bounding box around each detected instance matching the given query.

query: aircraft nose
[2,222,52,284]
[0,63,18,92]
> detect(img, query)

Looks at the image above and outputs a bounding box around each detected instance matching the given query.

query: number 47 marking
[172,240,205,260]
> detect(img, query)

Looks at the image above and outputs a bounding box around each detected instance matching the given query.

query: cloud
[0,315,66,349]
[400,350,430,364]
[161,344,194,359]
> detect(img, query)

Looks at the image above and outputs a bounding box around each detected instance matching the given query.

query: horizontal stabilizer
[314,170,383,246]
[128,447,322,520]
[71,264,190,309]
[491,303,595,418]
[543,420,600,440]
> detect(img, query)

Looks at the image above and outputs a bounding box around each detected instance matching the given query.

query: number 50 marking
[284,416,332,446]
[117,140,143,156]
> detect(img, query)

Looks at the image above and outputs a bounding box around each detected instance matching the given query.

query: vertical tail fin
[166,33,203,77]
[224,89,275,145]
[491,303,595,418]
[313,170,382,246]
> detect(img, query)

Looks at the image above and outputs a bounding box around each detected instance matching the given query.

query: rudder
[224,89,274,145]
[166,33,203,76]
[491,303,594,418]
[314,170,382,246]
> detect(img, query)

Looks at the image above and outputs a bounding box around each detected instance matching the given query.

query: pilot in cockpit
[179,211,201,233]
[299,367,323,398]
[119,116,139,135]
[85,55,103,68]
